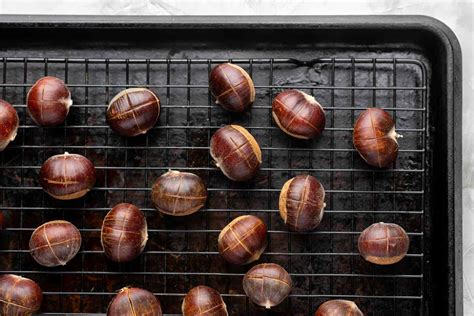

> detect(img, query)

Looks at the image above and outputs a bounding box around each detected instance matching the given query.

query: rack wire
[0,57,427,315]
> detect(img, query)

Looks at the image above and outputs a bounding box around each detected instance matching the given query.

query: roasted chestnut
[209,63,255,112]
[243,263,292,309]
[27,76,72,126]
[272,89,326,139]
[279,174,326,232]
[358,222,409,265]
[315,299,363,316]
[106,88,160,137]
[353,108,401,168]
[39,152,96,200]
[107,287,162,316]
[29,220,81,267]
[218,215,267,265]
[0,274,42,315]
[210,125,262,181]
[182,285,228,316]
[0,99,19,151]
[101,203,148,262]
[151,170,207,216]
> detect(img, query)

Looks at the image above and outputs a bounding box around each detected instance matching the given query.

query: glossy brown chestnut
[209,63,255,112]
[210,125,262,181]
[218,215,267,265]
[358,222,410,265]
[0,99,19,151]
[243,263,292,309]
[0,274,42,315]
[353,108,401,168]
[29,220,81,267]
[27,76,72,126]
[39,152,96,200]
[106,88,160,137]
[107,287,162,316]
[279,174,326,232]
[101,203,148,262]
[182,285,228,316]
[315,299,363,316]
[272,89,326,139]
[151,170,207,216]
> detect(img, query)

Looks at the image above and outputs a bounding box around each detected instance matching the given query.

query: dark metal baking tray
[0,15,461,315]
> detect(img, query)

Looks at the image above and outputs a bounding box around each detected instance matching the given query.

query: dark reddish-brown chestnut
[243,263,292,309]
[209,63,255,112]
[106,88,160,137]
[39,152,96,200]
[315,299,363,316]
[0,274,42,315]
[279,174,326,232]
[210,125,262,181]
[272,89,326,139]
[107,287,162,316]
[27,76,72,126]
[353,108,401,168]
[151,170,207,216]
[101,203,148,262]
[0,99,19,151]
[218,215,267,265]
[29,220,81,267]
[182,285,228,316]
[358,222,409,265]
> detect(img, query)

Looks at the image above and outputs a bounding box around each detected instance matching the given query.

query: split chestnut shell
[182,285,228,316]
[315,299,363,316]
[107,287,162,316]
[0,99,19,151]
[0,274,42,315]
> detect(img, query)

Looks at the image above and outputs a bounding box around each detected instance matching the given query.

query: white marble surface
[0,0,472,314]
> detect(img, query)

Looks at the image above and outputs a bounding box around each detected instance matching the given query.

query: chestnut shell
[0,99,19,151]
[210,125,262,181]
[209,63,255,112]
[101,203,148,262]
[243,263,292,309]
[315,299,363,316]
[182,285,228,316]
[0,274,42,315]
[39,152,96,200]
[107,287,162,316]
[29,220,82,267]
[151,170,207,216]
[358,222,410,265]
[353,108,401,168]
[27,76,72,126]
[279,174,326,232]
[218,215,267,265]
[272,89,326,139]
[106,88,160,137]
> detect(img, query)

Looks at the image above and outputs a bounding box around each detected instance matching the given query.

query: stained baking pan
[0,15,461,315]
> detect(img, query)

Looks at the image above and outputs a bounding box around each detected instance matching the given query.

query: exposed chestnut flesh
[0,99,19,151]
[315,299,363,316]
[29,220,81,267]
[182,285,228,316]
[358,222,409,265]
[151,170,207,216]
[209,63,255,112]
[218,215,267,265]
[272,89,326,139]
[107,287,162,316]
[353,108,401,168]
[27,76,72,126]
[210,125,262,181]
[106,88,160,137]
[101,203,148,262]
[39,152,96,200]
[0,274,42,315]
[243,263,292,309]
[279,174,326,232]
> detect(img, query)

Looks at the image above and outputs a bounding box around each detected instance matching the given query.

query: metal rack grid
[0,56,428,315]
